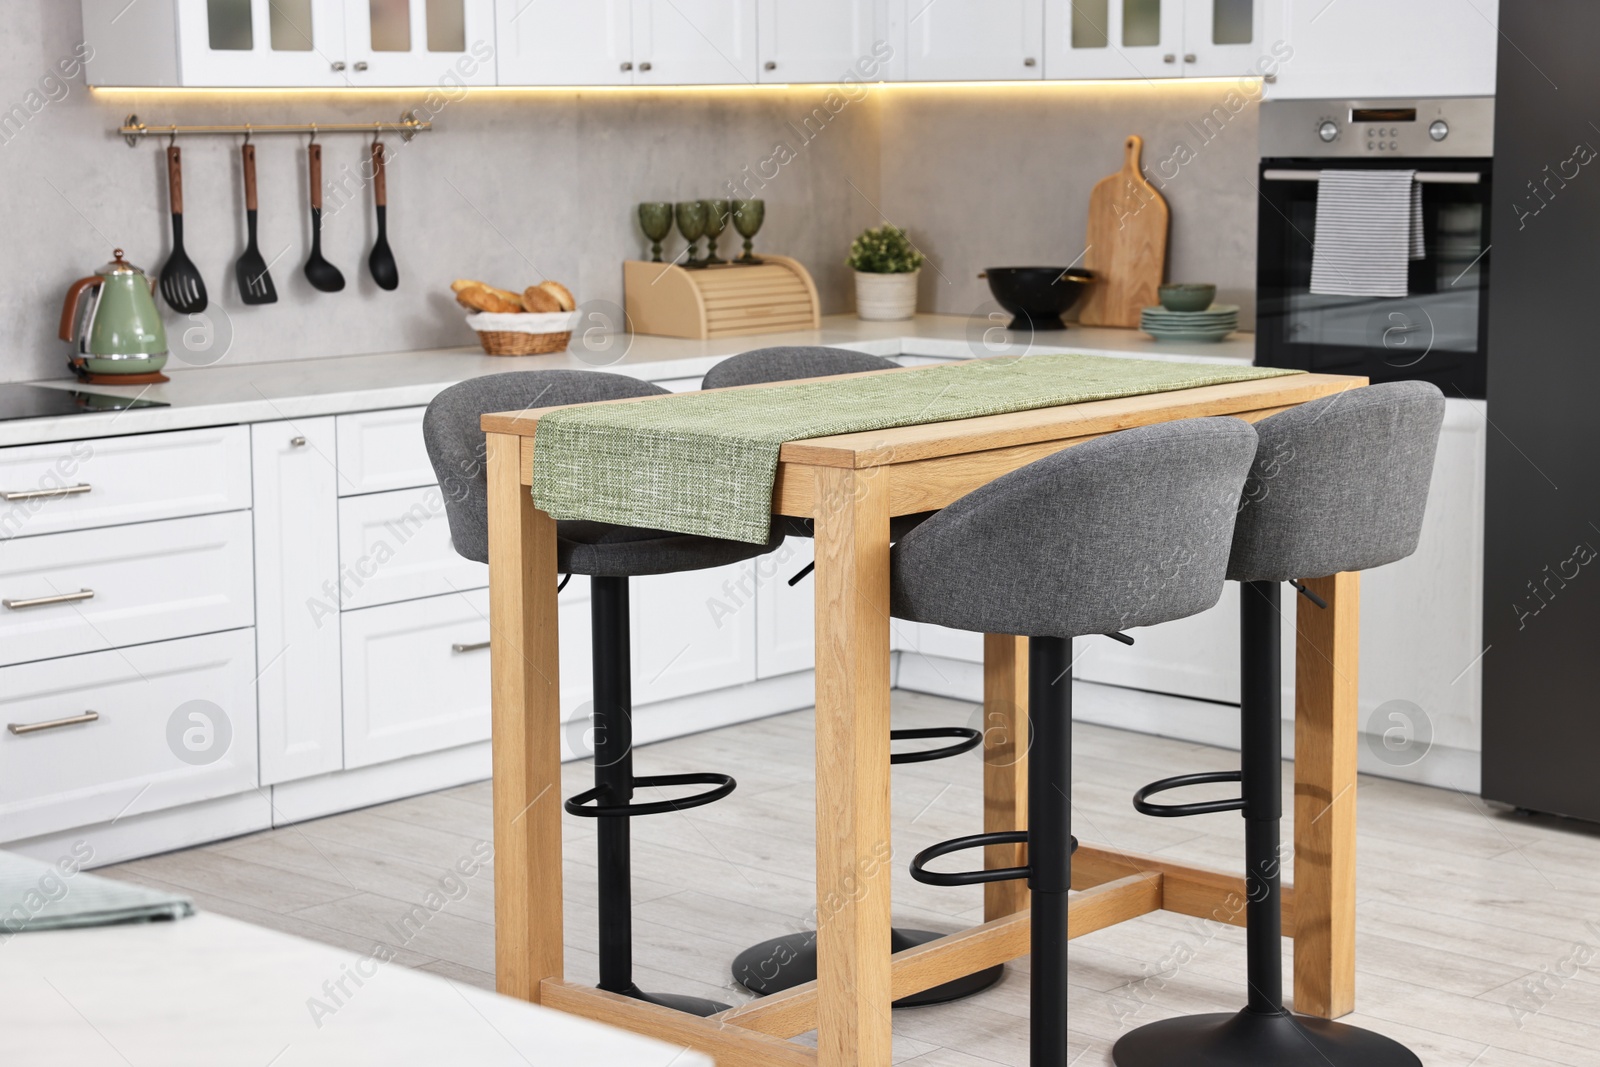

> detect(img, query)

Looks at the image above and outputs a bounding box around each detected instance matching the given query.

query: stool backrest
[700,346,898,389]
[1228,381,1445,582]
[889,417,1260,639]
[423,370,666,563]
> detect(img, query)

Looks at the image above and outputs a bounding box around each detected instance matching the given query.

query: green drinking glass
[732,198,765,264]
[638,202,673,263]
[675,201,708,268]
[700,199,731,266]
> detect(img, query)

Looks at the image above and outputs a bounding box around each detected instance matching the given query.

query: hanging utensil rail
[119,111,431,148]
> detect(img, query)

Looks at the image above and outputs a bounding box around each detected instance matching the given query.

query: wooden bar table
[480,367,1367,1067]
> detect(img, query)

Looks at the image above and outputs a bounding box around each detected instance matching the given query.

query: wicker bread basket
[465,311,579,356]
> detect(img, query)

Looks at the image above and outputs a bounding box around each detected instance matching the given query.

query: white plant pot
[854,269,920,321]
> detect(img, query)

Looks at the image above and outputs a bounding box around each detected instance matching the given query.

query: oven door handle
[1262,168,1481,185]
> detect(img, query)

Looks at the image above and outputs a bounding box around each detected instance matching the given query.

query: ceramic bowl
[1158,283,1217,313]
[980,267,1095,330]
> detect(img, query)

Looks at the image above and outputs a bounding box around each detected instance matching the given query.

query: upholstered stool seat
[425,369,781,1016]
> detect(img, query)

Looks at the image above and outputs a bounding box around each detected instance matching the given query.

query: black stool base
[732,929,1005,1007]
[1112,1008,1422,1067]
[612,983,730,1017]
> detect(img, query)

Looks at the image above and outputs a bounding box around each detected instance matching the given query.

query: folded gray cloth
[0,849,193,939]
[1309,169,1424,298]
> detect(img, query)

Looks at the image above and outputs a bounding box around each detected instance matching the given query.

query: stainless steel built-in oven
[1255,97,1493,399]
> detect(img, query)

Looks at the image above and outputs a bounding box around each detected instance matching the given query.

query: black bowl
[980,267,1096,330]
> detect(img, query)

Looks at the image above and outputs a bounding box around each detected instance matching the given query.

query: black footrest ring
[911,831,1031,887]
[890,727,983,765]
[1133,771,1245,817]
[565,772,736,818]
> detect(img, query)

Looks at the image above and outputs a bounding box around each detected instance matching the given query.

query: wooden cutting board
[1077,135,1169,328]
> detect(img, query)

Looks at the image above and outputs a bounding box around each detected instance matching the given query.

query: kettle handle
[59,276,102,343]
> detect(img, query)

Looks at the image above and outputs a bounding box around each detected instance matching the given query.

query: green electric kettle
[59,249,169,381]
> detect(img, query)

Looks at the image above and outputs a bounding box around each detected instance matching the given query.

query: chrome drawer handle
[2,483,92,502]
[452,640,491,654]
[3,589,95,610]
[9,711,99,735]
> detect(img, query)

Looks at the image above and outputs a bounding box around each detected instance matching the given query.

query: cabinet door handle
[452,640,491,654]
[621,61,634,71]
[1023,57,1037,67]
[639,61,653,71]
[1163,53,1176,63]
[3,589,95,610]
[1184,53,1196,63]
[9,711,99,736]
[290,436,307,447]
[354,61,369,71]
[331,61,347,72]
[765,61,777,71]
[1,483,92,502]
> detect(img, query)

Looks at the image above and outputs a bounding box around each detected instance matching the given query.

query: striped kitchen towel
[1309,169,1424,298]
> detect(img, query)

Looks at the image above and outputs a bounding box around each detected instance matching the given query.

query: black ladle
[303,143,345,292]
[159,144,207,314]
[367,140,398,291]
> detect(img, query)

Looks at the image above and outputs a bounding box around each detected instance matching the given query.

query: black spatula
[159,145,207,314]
[367,140,398,291]
[235,143,278,305]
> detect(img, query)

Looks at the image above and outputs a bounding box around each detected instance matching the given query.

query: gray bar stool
[1115,381,1444,1067]
[896,417,1261,1067]
[706,346,993,1004]
[424,370,783,1016]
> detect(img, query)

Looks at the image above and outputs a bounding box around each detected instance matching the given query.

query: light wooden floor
[106,685,1600,1066]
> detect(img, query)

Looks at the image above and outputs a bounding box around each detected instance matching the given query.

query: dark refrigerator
[1481,1,1600,822]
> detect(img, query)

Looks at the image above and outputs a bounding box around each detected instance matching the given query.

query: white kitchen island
[0,314,1483,871]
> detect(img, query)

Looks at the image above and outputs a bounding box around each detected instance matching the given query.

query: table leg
[1292,570,1359,1020]
[982,633,1030,921]
[813,466,894,1067]
[486,433,564,1002]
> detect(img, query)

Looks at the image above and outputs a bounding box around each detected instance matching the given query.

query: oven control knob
[1318,120,1340,143]
[1429,119,1450,142]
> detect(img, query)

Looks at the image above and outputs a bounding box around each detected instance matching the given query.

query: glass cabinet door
[1045,0,1184,79]
[345,0,496,85]
[1182,0,1264,78]
[177,0,348,86]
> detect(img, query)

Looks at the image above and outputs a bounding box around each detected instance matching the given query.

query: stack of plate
[1140,304,1240,343]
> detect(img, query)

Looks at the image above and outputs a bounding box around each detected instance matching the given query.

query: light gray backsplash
[2,4,1259,383]
[877,81,1262,330]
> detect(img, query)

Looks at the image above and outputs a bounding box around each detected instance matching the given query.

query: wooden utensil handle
[167,145,183,215]
[242,143,258,211]
[371,141,386,207]
[1123,134,1143,173]
[309,144,323,210]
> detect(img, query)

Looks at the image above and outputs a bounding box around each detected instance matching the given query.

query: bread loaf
[520,285,562,314]
[536,280,576,312]
[456,282,525,314]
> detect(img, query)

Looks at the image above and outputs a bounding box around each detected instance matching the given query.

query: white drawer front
[342,590,494,768]
[335,407,435,496]
[337,485,487,610]
[0,629,259,843]
[0,426,250,540]
[0,511,255,667]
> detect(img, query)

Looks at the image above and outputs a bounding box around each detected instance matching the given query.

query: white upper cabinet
[495,0,634,84]
[1045,0,1265,80]
[633,0,760,85]
[757,0,888,84]
[1264,0,1497,100]
[85,0,494,86]
[343,0,497,85]
[896,0,1044,82]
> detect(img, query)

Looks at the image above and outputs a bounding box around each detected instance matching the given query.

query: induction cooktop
[0,384,170,422]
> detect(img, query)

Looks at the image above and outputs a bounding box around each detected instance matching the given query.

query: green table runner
[532,354,1302,544]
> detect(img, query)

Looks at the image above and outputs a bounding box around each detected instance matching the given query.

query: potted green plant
[847,224,925,321]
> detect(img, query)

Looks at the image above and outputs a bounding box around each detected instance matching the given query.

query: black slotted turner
[159,145,207,314]
[235,143,278,305]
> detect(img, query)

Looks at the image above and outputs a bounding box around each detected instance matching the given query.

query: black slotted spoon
[303,143,345,292]
[159,145,207,314]
[235,142,278,305]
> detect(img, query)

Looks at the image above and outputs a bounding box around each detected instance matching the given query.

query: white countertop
[8,315,1255,447]
[0,912,709,1067]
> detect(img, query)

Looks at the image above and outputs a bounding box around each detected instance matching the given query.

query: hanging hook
[308,122,317,145]
[242,123,252,145]
[167,128,177,148]
[372,121,382,149]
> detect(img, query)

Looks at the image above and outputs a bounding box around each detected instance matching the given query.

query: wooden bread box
[623,255,821,340]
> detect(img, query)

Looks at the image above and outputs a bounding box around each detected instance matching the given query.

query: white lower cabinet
[0,629,258,842]
[253,417,344,785]
[0,511,254,668]
[337,485,487,610]
[631,561,760,704]
[755,538,815,677]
